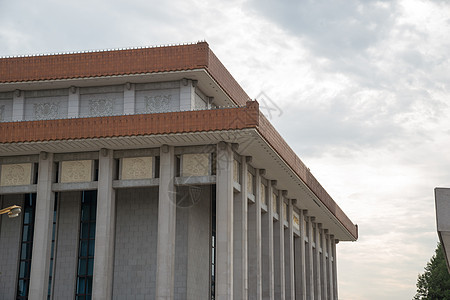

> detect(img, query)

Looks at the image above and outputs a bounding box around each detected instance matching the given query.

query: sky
[1,0,449,299]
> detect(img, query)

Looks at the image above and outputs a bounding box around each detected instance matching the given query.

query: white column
[248,168,262,299]
[180,79,195,111]
[333,238,339,300]
[216,141,234,299]
[156,145,176,299]
[296,210,307,300]
[314,222,322,300]
[273,187,285,300]
[321,228,328,299]
[12,89,24,121]
[29,152,55,300]
[327,235,335,300]
[233,156,248,299]
[262,173,274,299]
[285,199,295,300]
[68,86,80,118]
[307,216,315,299]
[123,83,135,114]
[92,149,116,299]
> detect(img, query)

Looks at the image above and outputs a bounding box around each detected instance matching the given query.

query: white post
[233,156,248,299]
[92,149,116,299]
[156,145,176,299]
[248,168,262,299]
[286,199,295,300]
[273,187,285,300]
[68,86,80,118]
[262,174,274,299]
[123,83,135,114]
[328,234,335,300]
[314,222,322,300]
[307,216,315,299]
[321,228,328,299]
[29,152,55,300]
[12,89,24,121]
[216,141,234,299]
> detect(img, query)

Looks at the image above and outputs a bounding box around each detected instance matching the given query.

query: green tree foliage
[414,242,450,300]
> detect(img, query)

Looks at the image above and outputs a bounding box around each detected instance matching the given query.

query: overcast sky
[1,0,449,299]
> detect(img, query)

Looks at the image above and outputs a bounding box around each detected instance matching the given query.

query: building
[435,188,450,271]
[0,42,358,299]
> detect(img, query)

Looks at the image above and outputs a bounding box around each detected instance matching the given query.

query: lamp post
[0,205,22,218]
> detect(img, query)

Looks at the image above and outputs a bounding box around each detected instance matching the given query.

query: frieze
[34,102,59,120]
[0,163,32,186]
[144,95,171,113]
[121,157,153,180]
[182,153,210,177]
[247,171,253,195]
[89,99,113,116]
[60,160,92,183]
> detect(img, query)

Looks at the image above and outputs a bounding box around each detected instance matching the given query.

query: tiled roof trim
[0,42,250,106]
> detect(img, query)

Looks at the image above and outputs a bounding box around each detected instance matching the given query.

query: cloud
[246,0,397,58]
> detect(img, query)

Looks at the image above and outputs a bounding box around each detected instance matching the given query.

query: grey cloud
[247,0,397,59]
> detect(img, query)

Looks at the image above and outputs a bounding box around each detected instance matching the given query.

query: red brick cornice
[0,104,259,143]
[0,42,251,106]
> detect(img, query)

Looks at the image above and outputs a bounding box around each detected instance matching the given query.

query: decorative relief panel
[0,163,32,186]
[34,102,60,120]
[121,157,153,180]
[145,95,171,113]
[182,153,210,177]
[233,160,240,183]
[260,183,266,205]
[194,94,207,109]
[247,171,253,195]
[89,99,113,116]
[293,211,300,231]
[272,193,278,214]
[60,160,92,183]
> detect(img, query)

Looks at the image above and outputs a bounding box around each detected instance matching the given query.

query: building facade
[0,42,358,300]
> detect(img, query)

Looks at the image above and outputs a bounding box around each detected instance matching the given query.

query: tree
[414,242,450,300]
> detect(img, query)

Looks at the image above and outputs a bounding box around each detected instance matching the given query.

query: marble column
[233,156,248,299]
[156,145,176,299]
[248,168,262,299]
[285,199,295,300]
[29,152,55,300]
[92,149,116,299]
[216,142,234,299]
[307,216,315,299]
[261,172,274,299]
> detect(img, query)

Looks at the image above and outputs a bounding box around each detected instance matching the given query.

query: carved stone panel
[34,102,60,120]
[293,211,300,231]
[182,153,210,177]
[260,183,266,205]
[0,163,32,186]
[89,99,113,116]
[272,193,278,214]
[145,95,171,113]
[121,157,153,180]
[233,160,240,183]
[60,160,93,183]
[247,171,253,195]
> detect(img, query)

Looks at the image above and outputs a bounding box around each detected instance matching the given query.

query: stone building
[0,42,358,299]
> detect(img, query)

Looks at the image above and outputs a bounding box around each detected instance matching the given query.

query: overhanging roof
[0,102,358,241]
[435,188,450,272]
